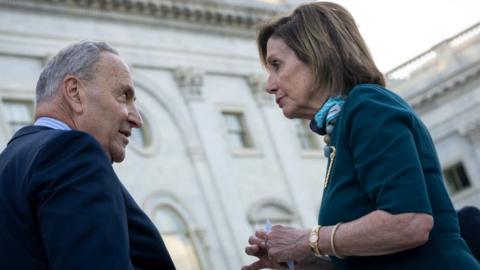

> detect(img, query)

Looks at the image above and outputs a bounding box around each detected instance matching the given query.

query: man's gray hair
[35,41,118,103]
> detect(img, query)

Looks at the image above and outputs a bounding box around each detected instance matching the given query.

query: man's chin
[110,149,126,163]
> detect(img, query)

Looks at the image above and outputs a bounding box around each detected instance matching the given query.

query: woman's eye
[270,60,280,70]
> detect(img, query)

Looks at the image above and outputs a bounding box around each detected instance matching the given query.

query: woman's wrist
[299,229,315,258]
[317,223,345,259]
[318,226,333,256]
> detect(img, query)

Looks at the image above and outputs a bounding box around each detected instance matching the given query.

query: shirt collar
[34,117,71,131]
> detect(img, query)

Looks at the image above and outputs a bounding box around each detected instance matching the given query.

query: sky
[320,0,480,72]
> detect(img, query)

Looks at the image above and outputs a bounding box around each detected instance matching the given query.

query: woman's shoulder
[348,83,399,101]
[344,83,412,112]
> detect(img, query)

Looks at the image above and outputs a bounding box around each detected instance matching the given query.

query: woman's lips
[276,96,285,107]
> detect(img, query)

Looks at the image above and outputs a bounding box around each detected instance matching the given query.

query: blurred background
[0,0,479,269]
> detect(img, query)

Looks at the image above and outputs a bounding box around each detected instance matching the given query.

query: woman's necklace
[312,96,345,189]
[323,123,336,189]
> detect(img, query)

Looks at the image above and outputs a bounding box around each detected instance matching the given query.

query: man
[0,41,176,270]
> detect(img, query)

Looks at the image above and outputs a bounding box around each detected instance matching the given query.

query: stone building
[386,22,480,209]
[0,1,325,269]
[0,0,479,269]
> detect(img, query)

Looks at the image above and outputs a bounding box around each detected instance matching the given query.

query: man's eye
[118,92,128,102]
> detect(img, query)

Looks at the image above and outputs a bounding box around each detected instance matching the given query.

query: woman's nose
[265,74,277,94]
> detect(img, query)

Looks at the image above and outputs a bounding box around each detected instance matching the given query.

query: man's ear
[62,75,84,114]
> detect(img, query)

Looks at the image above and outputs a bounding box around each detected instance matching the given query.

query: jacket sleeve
[344,85,433,215]
[122,185,176,270]
[29,131,135,270]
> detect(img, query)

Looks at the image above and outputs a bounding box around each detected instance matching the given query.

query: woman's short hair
[256,1,385,96]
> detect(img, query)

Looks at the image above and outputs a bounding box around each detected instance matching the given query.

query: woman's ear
[62,75,84,114]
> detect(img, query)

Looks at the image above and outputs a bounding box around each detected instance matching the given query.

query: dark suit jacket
[0,126,176,270]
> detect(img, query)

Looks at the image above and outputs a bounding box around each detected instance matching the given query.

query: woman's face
[265,37,328,119]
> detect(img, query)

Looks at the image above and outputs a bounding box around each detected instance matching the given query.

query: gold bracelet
[330,222,345,259]
[317,226,325,256]
[309,225,324,257]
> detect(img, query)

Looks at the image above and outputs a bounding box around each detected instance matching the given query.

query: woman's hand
[265,225,311,264]
[242,228,337,270]
[242,230,281,270]
[242,225,312,270]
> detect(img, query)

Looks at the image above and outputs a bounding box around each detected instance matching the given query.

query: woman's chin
[282,108,297,119]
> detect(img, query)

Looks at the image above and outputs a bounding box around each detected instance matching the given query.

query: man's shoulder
[29,129,114,192]
[8,126,97,148]
[39,129,108,163]
[4,126,108,166]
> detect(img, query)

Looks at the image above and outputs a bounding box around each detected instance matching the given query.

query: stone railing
[386,22,480,82]
[385,21,480,108]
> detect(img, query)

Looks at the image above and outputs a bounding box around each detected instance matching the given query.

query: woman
[242,2,480,270]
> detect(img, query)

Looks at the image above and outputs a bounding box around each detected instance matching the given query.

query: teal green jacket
[313,84,479,269]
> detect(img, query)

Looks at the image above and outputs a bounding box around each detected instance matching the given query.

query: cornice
[0,0,284,35]
[409,63,480,109]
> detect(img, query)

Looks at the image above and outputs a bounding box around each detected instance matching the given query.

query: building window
[2,99,33,134]
[296,119,320,151]
[248,200,297,230]
[152,206,202,270]
[130,112,153,149]
[443,162,471,194]
[222,111,253,149]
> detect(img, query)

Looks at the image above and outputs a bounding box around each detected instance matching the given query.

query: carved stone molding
[174,67,204,102]
[410,65,480,109]
[0,0,283,31]
[458,120,480,146]
[247,73,273,106]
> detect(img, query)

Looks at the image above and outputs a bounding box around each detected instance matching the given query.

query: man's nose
[128,105,143,128]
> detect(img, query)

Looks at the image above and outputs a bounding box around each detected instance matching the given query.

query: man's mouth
[119,130,131,138]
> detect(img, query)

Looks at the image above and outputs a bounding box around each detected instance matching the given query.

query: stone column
[174,67,204,102]
[173,66,238,269]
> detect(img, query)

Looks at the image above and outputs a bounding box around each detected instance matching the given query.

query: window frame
[152,206,204,270]
[142,194,208,270]
[0,95,35,136]
[127,105,157,157]
[218,106,261,157]
[443,162,472,195]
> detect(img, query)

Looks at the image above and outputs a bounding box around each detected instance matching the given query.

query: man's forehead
[98,52,130,71]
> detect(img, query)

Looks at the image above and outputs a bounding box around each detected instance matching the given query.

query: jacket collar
[7,126,53,146]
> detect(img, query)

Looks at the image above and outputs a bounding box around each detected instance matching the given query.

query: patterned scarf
[312,96,345,135]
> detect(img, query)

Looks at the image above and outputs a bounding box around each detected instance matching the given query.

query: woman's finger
[245,244,259,255]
